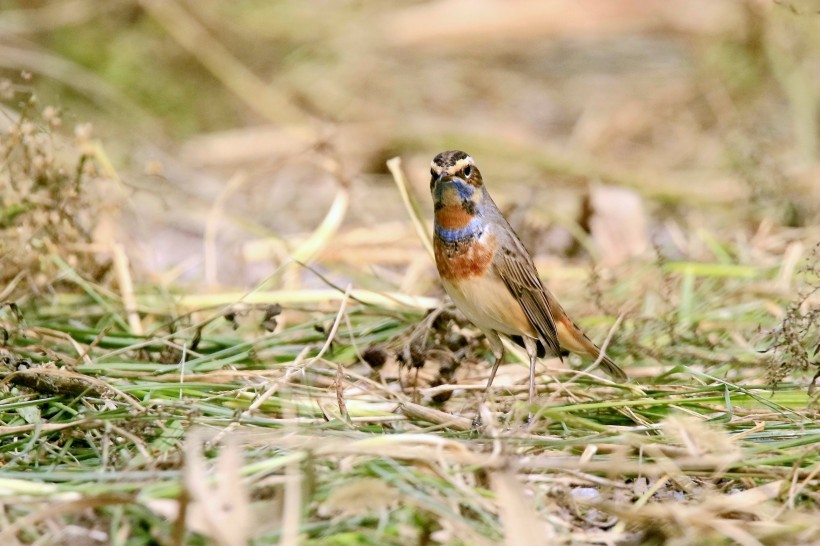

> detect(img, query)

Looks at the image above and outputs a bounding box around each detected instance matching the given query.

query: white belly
[442,275,533,337]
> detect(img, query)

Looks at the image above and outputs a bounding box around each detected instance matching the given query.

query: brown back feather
[494,250,562,358]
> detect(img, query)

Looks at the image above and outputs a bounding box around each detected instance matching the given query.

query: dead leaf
[587,184,649,265]
[318,477,398,518]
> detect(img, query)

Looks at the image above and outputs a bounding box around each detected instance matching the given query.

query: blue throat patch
[434,217,483,242]
[434,179,474,202]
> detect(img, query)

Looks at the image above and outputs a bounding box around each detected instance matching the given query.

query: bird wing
[494,246,562,358]
[499,252,627,381]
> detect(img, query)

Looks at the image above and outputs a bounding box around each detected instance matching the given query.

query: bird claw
[471,413,483,430]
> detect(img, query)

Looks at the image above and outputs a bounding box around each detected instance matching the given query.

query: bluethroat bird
[430,150,627,408]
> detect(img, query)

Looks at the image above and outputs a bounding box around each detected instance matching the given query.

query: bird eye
[463,165,472,177]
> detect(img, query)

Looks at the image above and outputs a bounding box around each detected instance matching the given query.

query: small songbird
[430,150,626,407]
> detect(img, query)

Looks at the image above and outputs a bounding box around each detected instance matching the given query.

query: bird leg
[522,336,540,422]
[482,329,505,393]
[485,346,504,393]
[473,329,505,429]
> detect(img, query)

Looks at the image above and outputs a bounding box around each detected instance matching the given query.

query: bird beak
[434,176,473,204]
[433,175,451,202]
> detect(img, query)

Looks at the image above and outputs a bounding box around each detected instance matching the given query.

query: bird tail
[555,317,627,381]
[596,351,627,382]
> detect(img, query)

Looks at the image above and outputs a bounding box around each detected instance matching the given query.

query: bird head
[430,150,485,217]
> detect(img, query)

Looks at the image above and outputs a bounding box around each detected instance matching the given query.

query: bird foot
[471,413,483,430]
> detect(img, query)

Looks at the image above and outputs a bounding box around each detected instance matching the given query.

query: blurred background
[2,0,819,296]
[3,4,820,542]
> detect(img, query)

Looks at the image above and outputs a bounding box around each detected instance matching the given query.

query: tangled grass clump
[765,244,820,389]
[1,84,111,300]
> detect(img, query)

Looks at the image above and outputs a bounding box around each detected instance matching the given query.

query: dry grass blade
[182,432,251,546]
[204,172,249,287]
[490,468,553,546]
[385,0,743,46]
[112,242,143,335]
[137,289,439,311]
[387,156,435,261]
[288,182,350,267]
[398,401,474,431]
[280,450,303,546]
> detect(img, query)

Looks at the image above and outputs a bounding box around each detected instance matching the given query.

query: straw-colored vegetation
[1,1,819,545]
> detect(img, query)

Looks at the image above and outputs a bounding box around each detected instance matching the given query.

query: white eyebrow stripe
[445,156,475,175]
